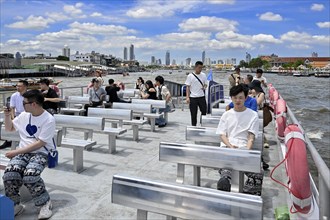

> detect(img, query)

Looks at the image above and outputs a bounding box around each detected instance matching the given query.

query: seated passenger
[141,80,157,100]
[155,76,172,127]
[249,80,265,109]
[216,84,263,195]
[105,79,130,103]
[226,84,258,112]
[253,69,267,87]
[40,78,61,115]
[84,78,106,115]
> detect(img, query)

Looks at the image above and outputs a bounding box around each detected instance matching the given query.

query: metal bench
[159,142,262,192]
[60,96,90,115]
[111,174,263,220]
[211,108,225,117]
[112,103,161,132]
[131,99,173,124]
[186,126,263,151]
[0,154,10,170]
[201,115,220,128]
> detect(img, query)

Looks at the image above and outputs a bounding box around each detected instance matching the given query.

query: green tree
[56,56,69,61]
[293,60,304,69]
[238,60,248,68]
[263,61,271,70]
[248,58,263,68]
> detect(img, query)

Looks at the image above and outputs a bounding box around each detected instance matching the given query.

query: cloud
[288,44,311,49]
[316,21,330,28]
[207,0,235,4]
[216,31,281,45]
[258,12,283,21]
[157,32,212,42]
[63,2,86,18]
[14,16,24,20]
[252,34,282,43]
[179,16,238,32]
[6,15,53,30]
[90,12,103,17]
[281,31,329,45]
[68,22,137,35]
[47,12,71,22]
[311,3,324,11]
[126,0,197,18]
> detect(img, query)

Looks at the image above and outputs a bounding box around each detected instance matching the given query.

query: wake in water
[306,130,324,140]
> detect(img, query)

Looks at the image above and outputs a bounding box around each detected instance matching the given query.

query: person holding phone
[228,67,244,89]
[253,69,267,87]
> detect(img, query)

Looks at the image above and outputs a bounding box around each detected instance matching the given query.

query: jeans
[189,96,207,126]
[156,105,171,126]
[2,153,50,206]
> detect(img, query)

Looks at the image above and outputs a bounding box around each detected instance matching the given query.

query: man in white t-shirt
[216,84,263,195]
[0,80,28,150]
[2,90,55,219]
[185,61,207,126]
[253,69,267,87]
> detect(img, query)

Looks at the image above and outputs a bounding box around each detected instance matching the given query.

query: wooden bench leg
[108,135,116,154]
[176,163,185,184]
[137,209,147,220]
[73,148,83,173]
[193,166,201,186]
[150,118,156,132]
[132,125,139,142]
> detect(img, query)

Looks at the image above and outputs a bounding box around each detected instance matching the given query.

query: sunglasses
[23,101,33,106]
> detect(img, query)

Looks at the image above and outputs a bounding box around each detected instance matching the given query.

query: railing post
[319,174,330,219]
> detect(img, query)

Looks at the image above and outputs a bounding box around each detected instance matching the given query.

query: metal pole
[319,174,330,219]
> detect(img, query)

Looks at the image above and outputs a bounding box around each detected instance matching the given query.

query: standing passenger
[228,67,244,89]
[185,61,207,126]
[253,69,267,87]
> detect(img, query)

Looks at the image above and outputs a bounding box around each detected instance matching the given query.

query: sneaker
[14,204,25,216]
[217,177,231,192]
[263,162,269,170]
[158,123,166,128]
[38,200,53,220]
[0,140,12,149]
[264,142,269,148]
[243,177,262,196]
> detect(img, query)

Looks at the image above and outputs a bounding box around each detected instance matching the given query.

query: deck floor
[0,109,288,220]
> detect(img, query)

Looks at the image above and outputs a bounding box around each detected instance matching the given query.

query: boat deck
[0,109,288,220]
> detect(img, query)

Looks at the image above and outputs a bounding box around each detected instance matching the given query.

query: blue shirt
[228,96,258,112]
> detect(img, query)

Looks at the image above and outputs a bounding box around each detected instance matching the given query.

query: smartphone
[5,101,10,111]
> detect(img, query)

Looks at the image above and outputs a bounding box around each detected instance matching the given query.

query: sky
[0,0,329,64]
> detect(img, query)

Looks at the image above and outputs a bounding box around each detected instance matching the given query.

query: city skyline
[0,0,329,63]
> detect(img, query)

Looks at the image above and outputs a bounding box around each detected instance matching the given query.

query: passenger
[40,78,61,115]
[2,90,55,219]
[0,80,28,150]
[48,78,62,96]
[253,69,267,87]
[105,79,130,104]
[244,74,253,84]
[185,61,207,126]
[155,76,172,127]
[249,80,265,109]
[135,77,146,92]
[84,78,106,115]
[226,84,258,112]
[228,67,244,89]
[95,70,104,86]
[141,80,157,100]
[216,84,263,195]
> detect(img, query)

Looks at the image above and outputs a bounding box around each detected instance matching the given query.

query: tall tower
[123,47,128,60]
[165,51,170,66]
[151,56,155,64]
[62,45,70,58]
[129,44,134,61]
[202,51,205,64]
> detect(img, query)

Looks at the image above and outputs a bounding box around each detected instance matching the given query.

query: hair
[18,80,28,87]
[229,84,249,98]
[22,90,44,106]
[235,67,240,72]
[138,77,144,84]
[155,75,164,85]
[246,74,253,83]
[108,79,115,84]
[195,61,203,67]
[256,69,263,74]
[91,78,99,83]
[145,80,154,89]
[39,78,50,86]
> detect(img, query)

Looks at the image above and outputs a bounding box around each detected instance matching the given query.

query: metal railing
[209,84,225,111]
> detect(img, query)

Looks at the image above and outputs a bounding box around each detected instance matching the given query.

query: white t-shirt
[185,72,207,98]
[10,92,25,117]
[253,76,267,85]
[13,111,56,154]
[216,108,259,149]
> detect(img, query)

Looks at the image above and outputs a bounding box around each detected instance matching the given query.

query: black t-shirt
[42,87,58,111]
[105,85,120,103]
[147,89,157,100]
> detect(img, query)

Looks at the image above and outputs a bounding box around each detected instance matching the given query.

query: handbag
[263,103,273,127]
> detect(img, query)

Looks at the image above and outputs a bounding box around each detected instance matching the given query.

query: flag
[207,69,213,81]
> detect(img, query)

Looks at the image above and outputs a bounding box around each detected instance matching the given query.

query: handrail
[181,85,186,111]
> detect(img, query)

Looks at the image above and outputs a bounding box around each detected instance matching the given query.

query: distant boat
[315,71,330,78]
[293,71,311,77]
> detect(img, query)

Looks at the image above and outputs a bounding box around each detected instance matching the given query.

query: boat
[292,71,311,77]
[315,71,330,78]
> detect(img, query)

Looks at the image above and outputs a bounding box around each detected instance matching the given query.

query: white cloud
[207,0,235,5]
[68,22,137,35]
[126,1,198,18]
[316,21,330,28]
[157,32,211,42]
[63,2,86,18]
[47,12,71,22]
[252,34,282,43]
[6,15,53,30]
[14,16,24,20]
[281,31,330,45]
[179,16,238,32]
[288,44,311,49]
[258,12,283,21]
[311,3,324,11]
[90,12,103,17]
[216,31,281,45]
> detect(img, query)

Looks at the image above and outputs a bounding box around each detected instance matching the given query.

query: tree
[238,60,248,68]
[248,58,263,68]
[56,56,69,61]
[293,60,304,69]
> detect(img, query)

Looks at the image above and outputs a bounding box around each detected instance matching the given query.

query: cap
[249,80,264,93]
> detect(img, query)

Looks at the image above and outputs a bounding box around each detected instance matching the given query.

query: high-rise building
[226,59,232,64]
[202,51,205,64]
[172,59,176,65]
[205,58,211,66]
[217,60,224,64]
[129,44,134,61]
[165,51,170,66]
[311,52,318,57]
[151,56,156,64]
[246,52,251,63]
[124,47,128,60]
[186,58,192,67]
[62,45,70,58]
[158,59,162,65]
[231,58,236,65]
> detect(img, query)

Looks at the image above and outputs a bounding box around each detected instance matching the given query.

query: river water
[6,70,329,168]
